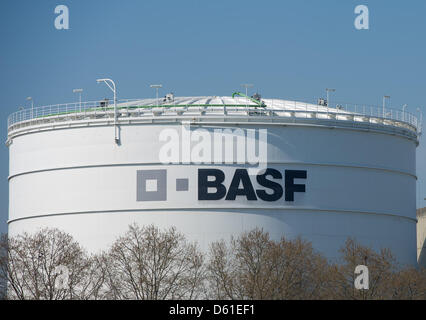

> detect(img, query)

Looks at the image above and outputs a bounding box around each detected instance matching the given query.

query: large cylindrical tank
[7,96,421,265]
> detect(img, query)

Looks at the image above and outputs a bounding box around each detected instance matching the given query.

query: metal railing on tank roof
[7,98,422,135]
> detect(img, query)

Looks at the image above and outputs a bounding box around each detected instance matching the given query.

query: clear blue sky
[0,0,425,234]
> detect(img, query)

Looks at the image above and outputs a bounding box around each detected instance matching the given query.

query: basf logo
[137,168,307,203]
[136,123,307,203]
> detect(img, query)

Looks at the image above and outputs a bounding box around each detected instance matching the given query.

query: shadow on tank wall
[417,208,426,268]
[419,250,426,267]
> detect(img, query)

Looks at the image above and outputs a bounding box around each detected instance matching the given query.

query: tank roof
[6,96,421,144]
[116,96,348,113]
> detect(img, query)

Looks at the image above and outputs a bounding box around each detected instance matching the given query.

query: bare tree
[330,238,397,300]
[389,267,426,300]
[0,233,7,300]
[102,224,205,300]
[2,226,424,300]
[206,229,332,299]
[1,229,104,300]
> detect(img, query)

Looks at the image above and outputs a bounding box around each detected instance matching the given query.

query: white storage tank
[6,95,421,265]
